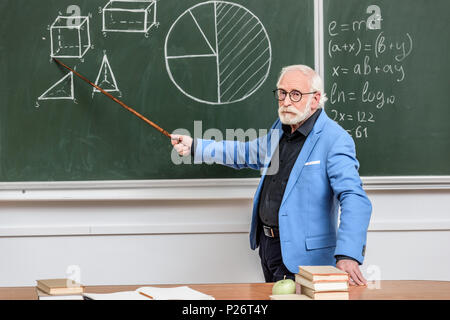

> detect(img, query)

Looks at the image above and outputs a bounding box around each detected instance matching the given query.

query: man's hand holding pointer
[171,134,193,156]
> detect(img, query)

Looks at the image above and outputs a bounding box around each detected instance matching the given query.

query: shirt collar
[281,108,322,137]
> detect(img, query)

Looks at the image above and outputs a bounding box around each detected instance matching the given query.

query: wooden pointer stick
[53,58,175,140]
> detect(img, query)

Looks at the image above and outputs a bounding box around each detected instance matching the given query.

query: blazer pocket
[305,233,336,250]
[303,163,322,172]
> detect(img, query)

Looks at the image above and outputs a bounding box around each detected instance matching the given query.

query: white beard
[278,97,312,125]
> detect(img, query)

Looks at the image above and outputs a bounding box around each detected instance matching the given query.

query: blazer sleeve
[326,132,372,264]
[192,127,281,171]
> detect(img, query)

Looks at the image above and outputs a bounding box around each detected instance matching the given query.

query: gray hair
[276,65,328,108]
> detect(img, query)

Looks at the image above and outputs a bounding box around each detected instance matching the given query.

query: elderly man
[171,65,372,285]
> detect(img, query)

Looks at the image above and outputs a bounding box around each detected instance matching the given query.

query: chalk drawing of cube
[102,0,157,33]
[50,16,91,58]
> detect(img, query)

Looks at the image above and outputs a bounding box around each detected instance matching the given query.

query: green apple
[272,276,296,295]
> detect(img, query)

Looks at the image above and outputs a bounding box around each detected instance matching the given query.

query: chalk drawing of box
[50,16,91,58]
[102,0,157,33]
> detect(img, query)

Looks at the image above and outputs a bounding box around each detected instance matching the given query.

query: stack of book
[295,266,349,300]
[36,278,84,300]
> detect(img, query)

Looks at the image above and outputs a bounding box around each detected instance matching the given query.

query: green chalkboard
[324,0,450,175]
[0,0,314,181]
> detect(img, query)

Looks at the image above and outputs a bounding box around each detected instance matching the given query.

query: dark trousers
[258,227,295,282]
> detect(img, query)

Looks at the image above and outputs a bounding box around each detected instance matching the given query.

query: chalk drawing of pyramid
[93,54,119,93]
[38,72,74,100]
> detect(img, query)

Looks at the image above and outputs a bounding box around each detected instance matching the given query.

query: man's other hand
[171,134,193,156]
[336,259,367,286]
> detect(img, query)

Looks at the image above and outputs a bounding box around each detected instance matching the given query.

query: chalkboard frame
[0,176,449,201]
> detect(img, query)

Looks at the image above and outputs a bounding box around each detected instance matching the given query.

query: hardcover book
[298,266,349,282]
[36,278,84,295]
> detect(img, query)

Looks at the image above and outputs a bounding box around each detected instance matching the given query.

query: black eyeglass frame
[272,89,317,102]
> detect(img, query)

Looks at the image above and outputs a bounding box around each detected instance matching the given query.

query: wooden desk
[0,281,449,300]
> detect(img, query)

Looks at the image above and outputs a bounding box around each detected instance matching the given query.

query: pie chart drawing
[165,1,272,105]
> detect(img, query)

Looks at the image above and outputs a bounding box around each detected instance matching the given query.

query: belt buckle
[263,225,274,238]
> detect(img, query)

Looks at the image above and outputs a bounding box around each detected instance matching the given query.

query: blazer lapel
[280,110,327,207]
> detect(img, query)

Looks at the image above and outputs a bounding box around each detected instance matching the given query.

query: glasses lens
[289,91,302,102]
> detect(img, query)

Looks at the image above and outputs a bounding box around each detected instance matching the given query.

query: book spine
[295,274,313,290]
[299,285,315,299]
[37,283,51,294]
[298,270,313,282]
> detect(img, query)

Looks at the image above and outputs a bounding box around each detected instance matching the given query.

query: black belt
[262,225,279,238]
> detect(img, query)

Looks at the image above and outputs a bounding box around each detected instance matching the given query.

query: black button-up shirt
[258,109,322,227]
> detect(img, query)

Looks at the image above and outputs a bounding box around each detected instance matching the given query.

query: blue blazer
[193,110,372,273]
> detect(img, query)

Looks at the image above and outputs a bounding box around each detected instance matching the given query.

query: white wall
[0,179,449,287]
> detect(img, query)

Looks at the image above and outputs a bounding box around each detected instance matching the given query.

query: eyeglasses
[273,89,317,102]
